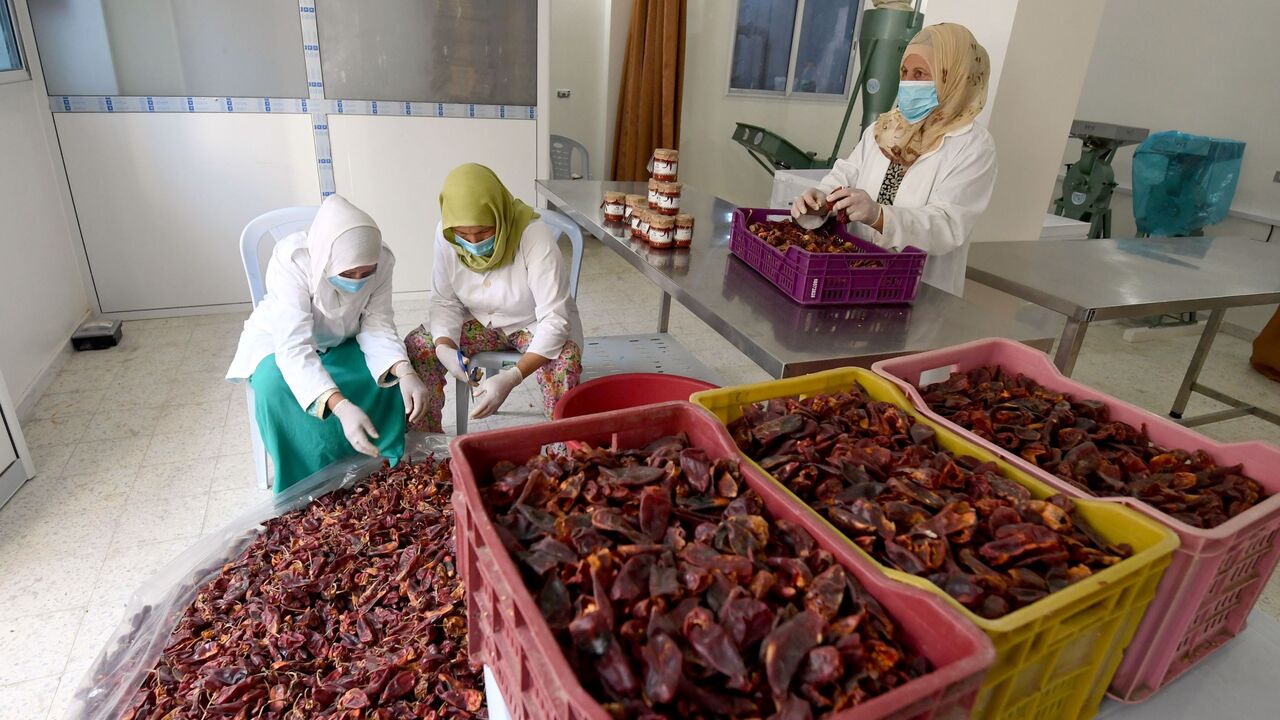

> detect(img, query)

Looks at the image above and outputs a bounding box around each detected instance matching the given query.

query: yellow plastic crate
[691,368,1177,720]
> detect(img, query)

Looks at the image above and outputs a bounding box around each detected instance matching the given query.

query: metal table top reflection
[966,237,1280,427]
[537,180,1059,378]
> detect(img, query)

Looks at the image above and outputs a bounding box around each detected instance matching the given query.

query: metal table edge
[538,181,789,378]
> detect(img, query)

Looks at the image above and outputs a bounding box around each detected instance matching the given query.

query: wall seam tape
[48,96,536,120]
[299,0,335,198]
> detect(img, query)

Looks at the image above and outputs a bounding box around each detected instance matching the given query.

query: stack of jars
[626,148,693,250]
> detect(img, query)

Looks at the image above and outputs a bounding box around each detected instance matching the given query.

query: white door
[0,407,22,508]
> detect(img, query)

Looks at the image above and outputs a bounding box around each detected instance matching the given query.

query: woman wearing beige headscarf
[226,194,429,491]
[792,22,995,296]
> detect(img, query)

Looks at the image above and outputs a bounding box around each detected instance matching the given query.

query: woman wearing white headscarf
[227,194,429,491]
[792,22,995,296]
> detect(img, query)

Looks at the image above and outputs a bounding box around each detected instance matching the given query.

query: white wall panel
[55,112,321,312]
[327,115,538,293]
[0,79,88,405]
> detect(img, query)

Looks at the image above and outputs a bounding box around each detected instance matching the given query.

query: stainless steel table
[966,237,1280,427]
[537,180,1060,378]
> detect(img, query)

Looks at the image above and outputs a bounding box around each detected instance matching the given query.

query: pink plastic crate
[731,208,926,305]
[873,338,1280,702]
[451,402,995,720]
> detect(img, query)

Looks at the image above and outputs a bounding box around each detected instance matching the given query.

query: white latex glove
[333,399,381,457]
[435,344,472,383]
[826,187,882,225]
[469,366,524,420]
[790,188,826,219]
[398,368,430,424]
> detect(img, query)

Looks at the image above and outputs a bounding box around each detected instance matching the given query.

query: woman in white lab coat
[226,194,429,491]
[404,163,584,432]
[793,22,995,296]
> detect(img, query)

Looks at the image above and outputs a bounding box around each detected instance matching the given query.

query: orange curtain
[610,0,687,181]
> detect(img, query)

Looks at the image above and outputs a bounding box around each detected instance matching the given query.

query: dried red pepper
[102,457,484,720]
[920,365,1268,528]
[483,435,930,718]
[748,219,883,267]
[728,385,1134,619]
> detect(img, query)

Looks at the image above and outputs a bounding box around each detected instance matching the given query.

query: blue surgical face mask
[896,80,939,124]
[456,233,497,257]
[329,274,369,293]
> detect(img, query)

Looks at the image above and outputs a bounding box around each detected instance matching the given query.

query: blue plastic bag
[1132,131,1244,236]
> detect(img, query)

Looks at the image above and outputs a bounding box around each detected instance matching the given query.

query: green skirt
[250,338,406,493]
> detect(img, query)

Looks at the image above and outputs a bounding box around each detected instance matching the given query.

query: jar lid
[649,215,675,229]
[656,181,682,193]
[675,213,694,224]
[648,178,661,189]
[604,191,626,201]
[625,194,645,206]
[654,148,679,161]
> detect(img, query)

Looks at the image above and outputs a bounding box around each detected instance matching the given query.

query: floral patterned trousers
[404,320,583,433]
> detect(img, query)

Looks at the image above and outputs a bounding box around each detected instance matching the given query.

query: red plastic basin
[552,372,717,420]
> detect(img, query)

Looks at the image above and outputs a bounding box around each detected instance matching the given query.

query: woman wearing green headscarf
[404,163,584,432]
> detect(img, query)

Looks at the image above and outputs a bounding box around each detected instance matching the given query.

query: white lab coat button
[483,279,492,288]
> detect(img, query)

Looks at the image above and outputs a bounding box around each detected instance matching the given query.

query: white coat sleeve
[264,254,338,411]
[521,223,574,359]
[355,251,410,384]
[877,134,998,255]
[429,231,470,344]
[816,126,874,194]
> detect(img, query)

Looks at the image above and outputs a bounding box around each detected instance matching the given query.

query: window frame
[725,0,865,103]
[0,0,29,85]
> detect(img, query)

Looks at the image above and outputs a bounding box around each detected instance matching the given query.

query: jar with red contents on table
[674,214,694,248]
[650,148,679,181]
[601,191,626,223]
[631,208,651,243]
[648,214,675,248]
[652,181,681,216]
[624,194,645,220]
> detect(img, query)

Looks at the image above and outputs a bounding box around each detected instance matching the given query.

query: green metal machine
[1053,120,1149,239]
[732,1,924,174]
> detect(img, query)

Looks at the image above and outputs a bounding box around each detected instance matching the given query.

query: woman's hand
[790,188,826,219]
[434,343,472,383]
[469,367,523,420]
[395,364,430,423]
[332,399,381,457]
[826,187,882,225]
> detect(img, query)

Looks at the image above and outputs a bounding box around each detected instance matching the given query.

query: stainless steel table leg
[1169,308,1225,419]
[1053,319,1089,376]
[657,291,671,333]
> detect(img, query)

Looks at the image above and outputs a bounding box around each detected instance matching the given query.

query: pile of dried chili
[748,220,882,268]
[483,435,930,718]
[727,385,1135,620]
[919,366,1268,529]
[118,457,484,719]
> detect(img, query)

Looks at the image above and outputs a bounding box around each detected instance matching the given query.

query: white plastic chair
[550,134,592,180]
[238,206,319,489]
[455,209,584,434]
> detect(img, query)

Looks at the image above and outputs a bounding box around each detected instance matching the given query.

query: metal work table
[966,237,1280,427]
[537,180,1059,378]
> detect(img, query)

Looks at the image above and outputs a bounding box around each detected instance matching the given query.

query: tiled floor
[1,240,1278,718]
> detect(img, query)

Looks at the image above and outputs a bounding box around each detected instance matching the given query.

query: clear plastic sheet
[1132,130,1245,236]
[70,434,452,720]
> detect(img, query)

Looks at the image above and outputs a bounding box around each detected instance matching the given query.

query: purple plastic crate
[731,207,926,306]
